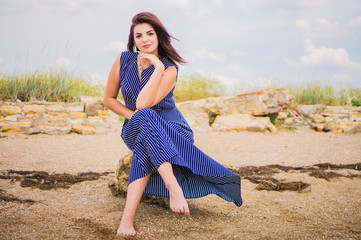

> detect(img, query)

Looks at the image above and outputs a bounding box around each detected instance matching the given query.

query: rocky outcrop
[0,97,122,135]
[177,88,295,133]
[108,151,167,205]
[294,105,361,134]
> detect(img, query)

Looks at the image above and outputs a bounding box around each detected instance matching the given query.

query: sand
[1,127,360,239]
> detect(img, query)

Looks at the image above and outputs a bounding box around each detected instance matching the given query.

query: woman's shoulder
[160,56,177,70]
[120,51,137,61]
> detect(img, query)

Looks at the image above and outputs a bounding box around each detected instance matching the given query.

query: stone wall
[295,105,361,134]
[176,88,361,134]
[1,89,360,135]
[0,96,121,135]
[177,88,295,133]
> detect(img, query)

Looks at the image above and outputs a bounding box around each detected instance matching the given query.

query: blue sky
[1,0,361,92]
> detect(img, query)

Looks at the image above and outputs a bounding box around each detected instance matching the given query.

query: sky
[1,0,361,93]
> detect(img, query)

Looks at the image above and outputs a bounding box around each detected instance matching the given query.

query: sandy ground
[0,127,360,239]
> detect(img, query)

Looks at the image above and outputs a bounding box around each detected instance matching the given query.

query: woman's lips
[143,44,151,48]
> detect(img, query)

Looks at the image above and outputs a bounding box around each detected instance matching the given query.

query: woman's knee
[134,108,157,120]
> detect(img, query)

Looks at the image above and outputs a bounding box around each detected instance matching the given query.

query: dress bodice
[119,51,177,111]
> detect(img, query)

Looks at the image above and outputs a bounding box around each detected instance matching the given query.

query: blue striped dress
[119,51,242,207]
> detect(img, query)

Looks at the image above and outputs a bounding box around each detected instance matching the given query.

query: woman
[104,12,242,237]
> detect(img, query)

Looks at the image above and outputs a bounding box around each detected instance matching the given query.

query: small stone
[71,124,96,134]
[96,110,110,118]
[45,104,65,112]
[85,102,104,117]
[69,111,87,119]
[15,118,32,127]
[66,102,85,112]
[2,123,22,133]
[278,112,288,120]
[0,105,22,115]
[285,118,294,125]
[23,104,46,114]
[44,112,69,121]
[313,117,326,124]
[5,115,20,122]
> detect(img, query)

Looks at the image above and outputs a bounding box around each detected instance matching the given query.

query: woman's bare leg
[117,174,151,237]
[157,162,189,215]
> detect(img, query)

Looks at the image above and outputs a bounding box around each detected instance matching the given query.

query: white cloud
[103,41,127,55]
[186,47,226,62]
[227,64,254,76]
[296,16,361,39]
[212,0,224,7]
[50,57,75,69]
[231,49,246,57]
[239,0,327,11]
[299,39,361,71]
[165,0,191,9]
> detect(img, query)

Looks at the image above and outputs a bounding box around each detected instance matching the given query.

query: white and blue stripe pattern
[119,51,242,207]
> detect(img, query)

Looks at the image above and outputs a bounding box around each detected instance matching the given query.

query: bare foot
[168,183,190,215]
[117,214,136,237]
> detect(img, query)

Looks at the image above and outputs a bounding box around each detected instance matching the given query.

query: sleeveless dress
[119,51,242,207]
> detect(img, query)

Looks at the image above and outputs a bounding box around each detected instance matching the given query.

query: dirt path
[1,128,361,239]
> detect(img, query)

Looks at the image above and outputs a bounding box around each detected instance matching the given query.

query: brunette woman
[104,12,242,237]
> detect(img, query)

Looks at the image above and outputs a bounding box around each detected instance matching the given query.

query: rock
[0,104,22,115]
[71,124,96,134]
[85,102,104,117]
[297,105,325,118]
[278,112,288,120]
[45,104,65,112]
[1,123,22,133]
[44,112,68,121]
[111,152,133,197]
[109,152,168,206]
[96,110,110,119]
[211,114,275,133]
[66,102,85,112]
[23,104,46,114]
[69,111,87,119]
[38,123,72,134]
[177,100,211,132]
[5,115,20,122]
[313,116,326,124]
[15,118,32,127]
[284,117,294,125]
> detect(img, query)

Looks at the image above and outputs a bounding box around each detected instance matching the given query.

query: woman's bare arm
[103,54,135,120]
[136,53,177,110]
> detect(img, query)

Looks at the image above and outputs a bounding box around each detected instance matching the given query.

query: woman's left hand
[138,52,164,70]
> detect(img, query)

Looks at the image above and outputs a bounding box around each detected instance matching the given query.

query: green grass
[0,70,103,102]
[1,69,361,107]
[173,73,226,102]
[288,83,361,106]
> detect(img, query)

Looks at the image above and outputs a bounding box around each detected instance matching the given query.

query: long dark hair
[127,12,186,67]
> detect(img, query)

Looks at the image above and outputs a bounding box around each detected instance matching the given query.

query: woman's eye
[135,35,141,38]
[148,32,154,36]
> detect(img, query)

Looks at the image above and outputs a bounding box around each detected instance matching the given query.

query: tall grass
[0,70,102,102]
[1,69,360,107]
[173,73,226,102]
[288,83,361,106]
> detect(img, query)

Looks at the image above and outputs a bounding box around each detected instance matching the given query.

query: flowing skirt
[121,107,242,207]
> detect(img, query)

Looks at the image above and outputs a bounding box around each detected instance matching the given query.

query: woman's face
[134,23,159,55]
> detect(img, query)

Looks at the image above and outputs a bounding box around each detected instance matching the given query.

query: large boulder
[177,89,294,133]
[211,113,277,133]
[108,152,168,206]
